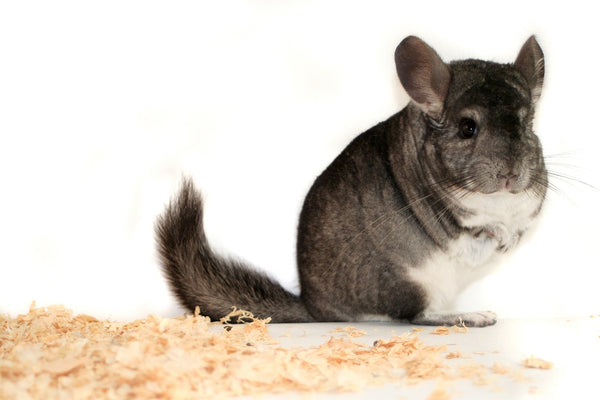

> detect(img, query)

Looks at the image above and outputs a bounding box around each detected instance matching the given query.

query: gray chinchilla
[155,35,546,327]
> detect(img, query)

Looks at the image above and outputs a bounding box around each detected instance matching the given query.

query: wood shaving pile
[1,303,549,399]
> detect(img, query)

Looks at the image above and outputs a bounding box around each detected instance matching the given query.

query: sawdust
[522,355,553,370]
[329,326,367,337]
[430,326,451,335]
[0,303,550,399]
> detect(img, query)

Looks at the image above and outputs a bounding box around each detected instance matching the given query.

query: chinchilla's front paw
[471,224,519,253]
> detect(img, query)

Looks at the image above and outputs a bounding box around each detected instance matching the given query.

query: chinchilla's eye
[458,118,478,139]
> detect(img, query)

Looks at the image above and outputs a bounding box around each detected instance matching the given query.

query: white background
[0,1,598,320]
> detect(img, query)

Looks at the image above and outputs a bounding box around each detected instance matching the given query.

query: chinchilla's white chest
[408,191,543,311]
[445,190,543,270]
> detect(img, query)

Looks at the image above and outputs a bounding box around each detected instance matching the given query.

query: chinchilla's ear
[514,35,545,103]
[394,36,450,117]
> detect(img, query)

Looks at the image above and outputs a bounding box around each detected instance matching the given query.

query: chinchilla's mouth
[451,170,534,195]
[449,182,526,196]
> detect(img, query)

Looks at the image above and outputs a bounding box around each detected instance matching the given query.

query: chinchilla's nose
[497,169,519,191]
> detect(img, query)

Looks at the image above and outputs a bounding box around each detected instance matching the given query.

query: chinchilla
[155,35,546,327]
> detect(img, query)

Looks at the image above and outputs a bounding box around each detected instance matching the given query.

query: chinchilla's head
[394,36,547,197]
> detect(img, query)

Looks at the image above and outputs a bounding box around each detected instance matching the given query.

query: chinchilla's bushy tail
[155,178,313,322]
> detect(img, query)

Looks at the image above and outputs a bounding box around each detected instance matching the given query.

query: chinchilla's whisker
[529,176,554,197]
[546,170,598,191]
[429,204,453,227]
[544,161,585,170]
[544,151,584,160]
[530,172,557,195]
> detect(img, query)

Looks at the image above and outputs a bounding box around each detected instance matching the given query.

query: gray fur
[155,36,547,326]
